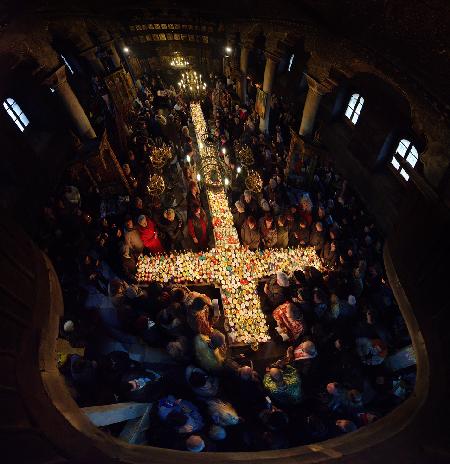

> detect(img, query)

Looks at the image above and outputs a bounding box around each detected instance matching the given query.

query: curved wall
[0,212,447,464]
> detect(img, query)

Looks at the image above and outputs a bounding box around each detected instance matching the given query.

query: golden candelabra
[147,173,165,197]
[237,144,254,166]
[245,170,263,193]
[170,53,189,68]
[178,70,207,100]
[150,144,172,171]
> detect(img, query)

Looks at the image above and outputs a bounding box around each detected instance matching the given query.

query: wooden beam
[119,404,152,444]
[82,402,150,427]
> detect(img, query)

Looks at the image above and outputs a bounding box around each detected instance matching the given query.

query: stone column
[45,66,96,140]
[104,39,121,69]
[80,46,105,75]
[258,52,280,133]
[299,73,334,137]
[239,45,250,103]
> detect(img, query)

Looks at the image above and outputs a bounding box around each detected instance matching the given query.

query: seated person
[137,215,165,254]
[259,214,278,248]
[263,272,291,309]
[273,302,306,342]
[187,297,216,336]
[158,394,204,434]
[185,365,219,398]
[241,216,260,250]
[194,330,227,373]
[263,366,302,406]
[240,189,259,217]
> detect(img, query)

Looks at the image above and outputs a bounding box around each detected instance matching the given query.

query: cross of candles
[137,103,324,346]
[178,70,207,100]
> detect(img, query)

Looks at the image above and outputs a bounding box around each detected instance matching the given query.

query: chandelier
[170,53,189,68]
[245,170,263,193]
[149,143,172,171]
[147,174,165,197]
[178,70,207,100]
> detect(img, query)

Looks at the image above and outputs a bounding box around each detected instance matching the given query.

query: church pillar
[299,73,335,138]
[239,45,250,103]
[80,46,105,75]
[258,51,280,133]
[45,66,96,140]
[104,39,121,69]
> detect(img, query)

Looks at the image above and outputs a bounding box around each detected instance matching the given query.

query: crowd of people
[35,70,415,452]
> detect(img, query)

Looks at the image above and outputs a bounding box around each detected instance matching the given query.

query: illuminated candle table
[137,103,324,346]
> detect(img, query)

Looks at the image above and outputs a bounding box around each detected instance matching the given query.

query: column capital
[264,49,283,63]
[80,45,99,59]
[42,65,68,89]
[304,73,337,95]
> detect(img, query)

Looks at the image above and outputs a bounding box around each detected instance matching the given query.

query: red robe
[188,211,208,250]
[138,217,165,254]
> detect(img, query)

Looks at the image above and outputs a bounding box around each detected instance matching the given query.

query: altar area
[136,103,324,348]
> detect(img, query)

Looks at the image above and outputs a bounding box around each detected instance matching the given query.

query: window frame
[390,138,419,183]
[2,98,30,132]
[344,93,364,125]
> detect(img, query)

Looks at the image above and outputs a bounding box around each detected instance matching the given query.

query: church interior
[0,1,449,462]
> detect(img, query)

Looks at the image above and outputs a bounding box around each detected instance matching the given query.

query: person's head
[134,197,143,209]
[277,214,286,227]
[238,365,253,381]
[189,370,208,388]
[209,425,226,441]
[293,270,306,286]
[294,340,317,360]
[330,241,337,252]
[208,399,239,426]
[209,330,226,349]
[171,287,185,303]
[122,163,131,175]
[269,367,283,383]
[276,271,290,288]
[315,222,323,232]
[286,303,300,321]
[186,435,205,452]
[167,336,190,361]
[193,205,201,217]
[108,278,125,298]
[164,208,175,222]
[247,216,256,229]
[244,190,252,203]
[191,297,207,312]
[299,220,307,229]
[166,410,188,428]
[335,419,357,433]
[235,200,245,213]
[261,200,271,213]
[264,214,273,227]
[327,382,343,396]
[137,215,147,228]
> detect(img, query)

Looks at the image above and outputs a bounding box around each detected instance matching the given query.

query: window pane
[348,94,358,109]
[351,112,359,124]
[406,152,417,167]
[391,156,400,170]
[396,142,407,157]
[6,98,14,106]
[400,139,411,150]
[400,169,410,181]
[345,106,353,119]
[19,113,29,127]
[355,101,364,115]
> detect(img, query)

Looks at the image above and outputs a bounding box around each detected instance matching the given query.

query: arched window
[345,93,364,124]
[391,139,419,182]
[2,98,29,132]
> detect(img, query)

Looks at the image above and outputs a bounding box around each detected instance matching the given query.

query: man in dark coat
[263,272,290,310]
[309,222,325,253]
[158,208,184,250]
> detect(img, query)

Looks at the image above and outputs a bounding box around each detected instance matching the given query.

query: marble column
[80,46,105,75]
[258,52,280,133]
[299,73,334,137]
[45,66,96,140]
[239,45,250,103]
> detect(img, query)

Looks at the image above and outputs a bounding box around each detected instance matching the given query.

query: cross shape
[137,103,324,346]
